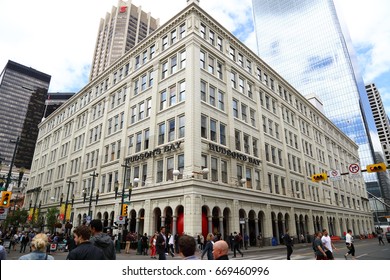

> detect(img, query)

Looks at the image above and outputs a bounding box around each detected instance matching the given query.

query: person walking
[89,219,116,260]
[19,233,54,260]
[232,232,243,258]
[344,229,356,260]
[313,231,327,260]
[178,235,198,260]
[378,231,385,245]
[213,240,229,260]
[156,226,167,260]
[67,225,105,260]
[321,228,337,260]
[167,232,175,257]
[150,232,157,258]
[229,233,234,251]
[0,242,7,260]
[125,231,132,254]
[201,233,214,260]
[283,228,293,260]
[19,232,29,253]
[244,232,249,250]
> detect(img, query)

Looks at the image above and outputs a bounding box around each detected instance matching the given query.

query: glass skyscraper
[252,0,380,193]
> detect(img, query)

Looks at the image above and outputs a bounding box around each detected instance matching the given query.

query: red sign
[0,208,5,214]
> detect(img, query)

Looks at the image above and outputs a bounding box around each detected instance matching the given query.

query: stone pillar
[219,216,224,240]
[135,218,140,234]
[254,218,259,246]
[264,204,273,246]
[245,218,250,247]
[161,216,166,227]
[208,216,212,234]
[172,216,177,236]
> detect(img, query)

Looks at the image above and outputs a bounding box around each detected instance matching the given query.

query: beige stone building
[26,1,373,245]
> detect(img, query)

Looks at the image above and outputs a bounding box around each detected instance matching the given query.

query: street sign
[348,163,362,179]
[0,207,9,220]
[328,169,341,181]
[116,215,126,224]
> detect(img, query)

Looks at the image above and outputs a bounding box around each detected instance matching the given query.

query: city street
[3,237,389,260]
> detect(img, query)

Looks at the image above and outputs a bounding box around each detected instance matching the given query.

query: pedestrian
[168,232,175,257]
[19,232,29,253]
[344,229,356,260]
[283,228,293,260]
[257,233,263,248]
[378,232,385,245]
[125,231,132,254]
[300,233,305,243]
[150,232,157,259]
[229,233,234,251]
[89,219,116,260]
[0,242,7,260]
[174,233,179,253]
[213,240,229,260]
[178,235,198,260]
[156,226,167,260]
[141,233,149,255]
[244,232,249,249]
[313,231,327,260]
[199,233,204,250]
[201,233,214,260]
[232,232,244,258]
[67,225,105,260]
[321,229,336,260]
[19,233,54,260]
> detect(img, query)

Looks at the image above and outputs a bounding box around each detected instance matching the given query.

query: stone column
[135,218,140,234]
[254,218,259,246]
[219,217,224,240]
[245,218,250,247]
[172,216,177,236]
[161,216,166,227]
[208,216,213,234]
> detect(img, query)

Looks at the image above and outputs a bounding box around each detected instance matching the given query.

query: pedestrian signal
[311,173,328,182]
[366,163,387,173]
[0,191,12,207]
[122,204,128,216]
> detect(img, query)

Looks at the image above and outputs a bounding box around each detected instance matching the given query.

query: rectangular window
[144,129,150,150]
[177,154,184,179]
[201,80,206,102]
[211,157,218,181]
[136,133,142,153]
[167,157,174,181]
[209,86,216,106]
[160,90,167,110]
[244,134,250,154]
[158,123,165,145]
[233,99,238,118]
[179,81,186,101]
[221,160,228,183]
[178,115,185,138]
[210,119,217,142]
[168,119,175,142]
[208,56,214,74]
[200,51,206,69]
[229,47,235,61]
[171,55,177,74]
[157,160,163,183]
[146,99,152,117]
[220,123,226,145]
[162,36,168,51]
[169,85,177,106]
[162,62,168,79]
[217,62,223,80]
[179,23,186,38]
[138,102,145,120]
[235,130,241,151]
[250,109,256,127]
[218,90,224,111]
[241,104,247,122]
[141,75,147,91]
[231,72,236,88]
[201,115,207,138]
[171,29,177,44]
[200,23,206,39]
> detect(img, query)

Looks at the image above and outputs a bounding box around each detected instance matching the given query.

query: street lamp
[61,178,75,225]
[191,168,209,178]
[82,171,99,220]
[27,187,42,225]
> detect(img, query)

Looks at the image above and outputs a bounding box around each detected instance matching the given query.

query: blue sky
[1,0,389,115]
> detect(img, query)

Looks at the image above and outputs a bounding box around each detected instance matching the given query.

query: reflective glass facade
[0,60,50,169]
[252,0,380,191]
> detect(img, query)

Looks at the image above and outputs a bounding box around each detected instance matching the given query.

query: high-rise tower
[252,0,380,194]
[89,0,159,81]
[0,60,51,169]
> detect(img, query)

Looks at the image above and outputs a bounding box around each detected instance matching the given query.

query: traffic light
[0,191,12,208]
[311,173,328,182]
[122,204,128,216]
[366,163,387,173]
